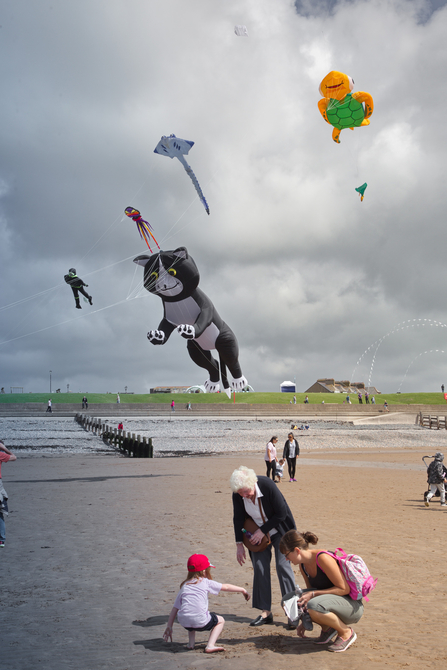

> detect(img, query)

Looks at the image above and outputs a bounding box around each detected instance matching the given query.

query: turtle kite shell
[326,93,365,130]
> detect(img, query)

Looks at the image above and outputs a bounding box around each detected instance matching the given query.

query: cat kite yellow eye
[168,268,177,276]
[150,271,159,280]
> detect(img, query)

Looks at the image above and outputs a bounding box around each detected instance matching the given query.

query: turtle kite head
[319,71,354,100]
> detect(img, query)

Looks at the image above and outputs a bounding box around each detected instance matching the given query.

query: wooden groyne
[418,412,447,429]
[75,414,153,457]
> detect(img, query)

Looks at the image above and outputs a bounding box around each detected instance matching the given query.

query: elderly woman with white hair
[230,465,297,627]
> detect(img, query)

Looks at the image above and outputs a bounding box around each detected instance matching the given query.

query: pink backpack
[316,548,377,601]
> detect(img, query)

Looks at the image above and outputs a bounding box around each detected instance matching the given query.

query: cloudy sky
[1,0,447,395]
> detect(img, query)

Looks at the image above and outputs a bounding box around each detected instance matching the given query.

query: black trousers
[286,457,297,479]
[265,460,276,480]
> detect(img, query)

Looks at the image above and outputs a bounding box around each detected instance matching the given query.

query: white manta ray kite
[154,134,210,215]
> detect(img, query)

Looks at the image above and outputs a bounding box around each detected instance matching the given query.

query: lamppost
[50,370,52,394]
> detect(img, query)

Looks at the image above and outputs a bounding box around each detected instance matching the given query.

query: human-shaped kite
[64,269,92,309]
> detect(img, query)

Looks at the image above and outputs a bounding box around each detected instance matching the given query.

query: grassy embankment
[0,392,446,405]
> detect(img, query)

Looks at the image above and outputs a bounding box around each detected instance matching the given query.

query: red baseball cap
[187,554,215,572]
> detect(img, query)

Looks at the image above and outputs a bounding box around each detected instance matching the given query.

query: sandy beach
[2,432,447,669]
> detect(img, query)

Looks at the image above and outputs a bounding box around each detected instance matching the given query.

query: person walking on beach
[425,452,447,507]
[230,465,296,628]
[264,437,278,480]
[0,440,17,548]
[283,432,300,482]
[163,553,250,653]
[280,530,364,652]
[46,399,52,413]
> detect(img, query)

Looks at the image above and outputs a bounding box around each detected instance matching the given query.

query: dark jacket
[283,439,300,459]
[232,475,296,543]
[427,460,446,484]
[64,274,87,289]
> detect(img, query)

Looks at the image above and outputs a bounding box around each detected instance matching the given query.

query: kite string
[0,294,148,347]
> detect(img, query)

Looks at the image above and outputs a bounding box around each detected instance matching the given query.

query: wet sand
[2,446,446,669]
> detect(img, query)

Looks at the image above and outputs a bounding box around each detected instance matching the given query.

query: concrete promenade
[0,402,432,425]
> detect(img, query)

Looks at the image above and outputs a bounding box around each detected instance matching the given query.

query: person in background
[425,452,447,507]
[116,394,120,404]
[283,432,300,482]
[46,399,52,413]
[275,458,286,483]
[82,396,88,409]
[304,396,309,404]
[118,422,123,431]
[264,437,278,480]
[0,440,17,548]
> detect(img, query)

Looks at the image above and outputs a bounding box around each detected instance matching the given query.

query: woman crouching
[279,530,363,653]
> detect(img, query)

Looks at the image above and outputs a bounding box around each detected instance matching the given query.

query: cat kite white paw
[231,376,248,391]
[147,330,165,344]
[177,324,195,339]
[204,380,220,393]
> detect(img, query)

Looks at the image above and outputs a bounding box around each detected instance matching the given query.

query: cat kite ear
[173,247,188,261]
[133,255,153,267]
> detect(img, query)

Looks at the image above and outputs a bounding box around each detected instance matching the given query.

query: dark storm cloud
[1,0,447,395]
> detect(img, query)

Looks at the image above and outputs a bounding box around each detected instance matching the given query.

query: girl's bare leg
[205,616,225,652]
[187,630,195,649]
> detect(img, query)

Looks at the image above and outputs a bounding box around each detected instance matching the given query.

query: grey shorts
[308,594,364,625]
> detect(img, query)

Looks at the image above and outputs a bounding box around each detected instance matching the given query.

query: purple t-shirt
[174,578,222,628]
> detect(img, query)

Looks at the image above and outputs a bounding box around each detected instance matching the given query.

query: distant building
[150,386,191,394]
[305,378,380,394]
[280,380,296,393]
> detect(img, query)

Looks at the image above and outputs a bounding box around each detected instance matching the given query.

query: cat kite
[124,207,160,252]
[133,246,247,397]
[318,71,374,144]
[154,134,210,215]
[355,183,367,201]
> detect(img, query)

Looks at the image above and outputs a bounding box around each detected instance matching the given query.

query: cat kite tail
[154,135,210,215]
[318,71,374,144]
[124,207,160,252]
[133,247,247,397]
[355,183,367,201]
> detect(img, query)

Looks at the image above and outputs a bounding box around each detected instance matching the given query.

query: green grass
[0,392,446,405]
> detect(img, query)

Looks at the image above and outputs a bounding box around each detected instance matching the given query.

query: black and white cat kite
[133,247,247,397]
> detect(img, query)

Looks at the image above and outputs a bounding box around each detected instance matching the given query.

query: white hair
[229,465,258,492]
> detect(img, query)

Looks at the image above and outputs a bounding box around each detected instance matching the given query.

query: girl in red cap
[163,553,250,653]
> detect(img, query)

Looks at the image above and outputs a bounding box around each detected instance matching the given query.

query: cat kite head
[133,247,200,302]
